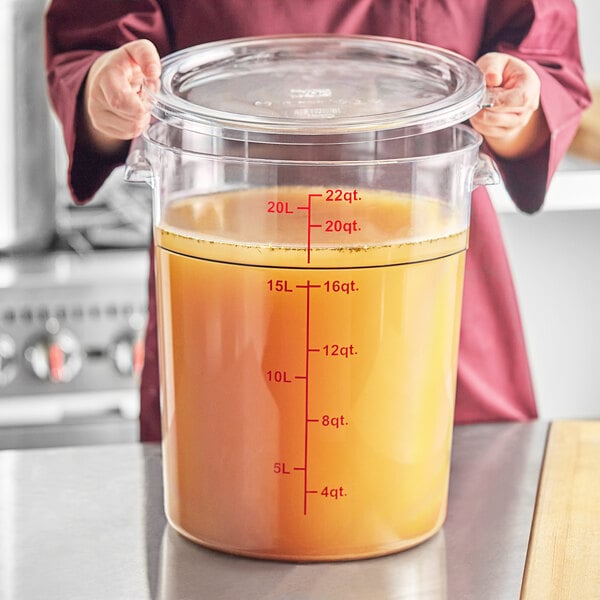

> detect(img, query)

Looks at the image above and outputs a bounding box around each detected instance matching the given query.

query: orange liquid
[156,187,467,560]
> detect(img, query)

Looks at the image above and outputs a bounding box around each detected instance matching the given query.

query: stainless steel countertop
[0,422,548,600]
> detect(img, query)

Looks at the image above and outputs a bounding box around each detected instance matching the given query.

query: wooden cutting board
[521,420,600,599]
[570,89,600,162]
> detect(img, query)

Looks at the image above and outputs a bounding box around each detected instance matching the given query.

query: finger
[98,66,148,117]
[476,52,509,88]
[471,116,533,140]
[474,125,514,139]
[472,110,529,131]
[143,75,161,96]
[484,87,529,110]
[90,107,151,139]
[480,55,541,111]
[89,78,145,124]
[122,39,162,81]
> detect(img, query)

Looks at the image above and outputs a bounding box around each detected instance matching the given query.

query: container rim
[142,123,483,166]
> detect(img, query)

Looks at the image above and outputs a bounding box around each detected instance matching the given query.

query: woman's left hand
[470,52,549,159]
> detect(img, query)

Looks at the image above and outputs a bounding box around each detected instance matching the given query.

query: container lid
[151,35,485,137]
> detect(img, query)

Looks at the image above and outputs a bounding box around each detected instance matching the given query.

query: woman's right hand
[82,39,161,154]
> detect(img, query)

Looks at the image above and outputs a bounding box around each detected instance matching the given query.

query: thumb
[122,39,162,81]
[476,52,509,88]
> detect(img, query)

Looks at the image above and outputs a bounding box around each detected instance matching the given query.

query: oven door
[0,391,140,450]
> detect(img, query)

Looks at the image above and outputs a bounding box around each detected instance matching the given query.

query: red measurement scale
[267,189,361,515]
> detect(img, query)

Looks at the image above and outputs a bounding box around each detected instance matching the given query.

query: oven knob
[24,329,83,383]
[0,333,18,387]
[109,331,145,377]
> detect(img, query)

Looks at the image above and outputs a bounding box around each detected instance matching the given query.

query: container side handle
[473,153,500,189]
[124,142,155,188]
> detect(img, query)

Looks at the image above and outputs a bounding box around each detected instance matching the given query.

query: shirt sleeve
[45,1,172,204]
[481,0,591,213]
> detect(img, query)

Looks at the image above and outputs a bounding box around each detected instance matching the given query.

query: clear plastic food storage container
[126,35,498,561]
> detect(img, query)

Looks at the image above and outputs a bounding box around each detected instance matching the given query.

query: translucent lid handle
[480,87,527,109]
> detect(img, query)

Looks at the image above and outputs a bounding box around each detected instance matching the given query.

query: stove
[0,168,152,449]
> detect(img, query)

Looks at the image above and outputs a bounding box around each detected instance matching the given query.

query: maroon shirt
[45,0,590,441]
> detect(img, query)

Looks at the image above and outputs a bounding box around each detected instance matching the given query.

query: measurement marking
[296,283,321,290]
[296,276,322,514]
[305,194,323,264]
[302,278,313,514]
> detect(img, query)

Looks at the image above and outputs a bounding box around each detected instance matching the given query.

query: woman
[45,1,590,441]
